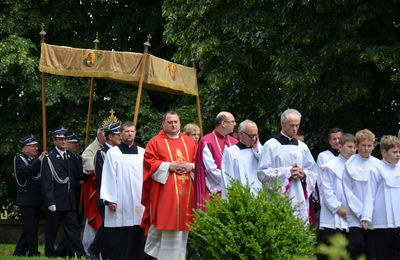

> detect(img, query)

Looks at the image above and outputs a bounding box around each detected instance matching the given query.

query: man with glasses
[221,120,262,198]
[194,111,238,210]
[257,109,318,223]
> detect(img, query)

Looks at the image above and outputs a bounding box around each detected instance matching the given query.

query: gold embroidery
[178,174,189,184]
[176,148,185,162]
[164,136,192,230]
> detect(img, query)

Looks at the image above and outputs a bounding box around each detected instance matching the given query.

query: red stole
[141,130,197,235]
[194,130,238,211]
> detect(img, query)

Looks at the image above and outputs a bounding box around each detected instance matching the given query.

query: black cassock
[40,148,87,258]
[13,153,42,257]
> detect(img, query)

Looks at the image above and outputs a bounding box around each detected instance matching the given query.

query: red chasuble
[141,130,198,235]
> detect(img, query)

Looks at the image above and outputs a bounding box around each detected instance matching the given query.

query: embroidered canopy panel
[39,43,198,96]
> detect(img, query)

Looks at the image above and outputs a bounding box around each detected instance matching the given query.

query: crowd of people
[12,108,400,259]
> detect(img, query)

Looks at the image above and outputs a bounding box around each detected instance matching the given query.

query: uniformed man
[13,135,47,256]
[40,126,87,257]
[54,133,84,257]
[67,133,80,155]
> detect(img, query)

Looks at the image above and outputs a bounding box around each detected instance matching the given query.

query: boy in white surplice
[317,133,356,259]
[361,135,400,260]
[342,129,379,259]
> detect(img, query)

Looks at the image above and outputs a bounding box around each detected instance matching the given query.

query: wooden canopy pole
[191,54,203,136]
[133,34,151,125]
[40,24,47,151]
[84,33,100,148]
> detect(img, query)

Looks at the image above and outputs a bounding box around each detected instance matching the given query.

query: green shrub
[189,179,315,259]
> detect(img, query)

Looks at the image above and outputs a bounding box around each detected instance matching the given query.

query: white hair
[238,120,257,132]
[280,108,301,123]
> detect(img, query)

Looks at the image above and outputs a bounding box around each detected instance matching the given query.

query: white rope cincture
[14,156,27,188]
[47,157,69,185]
[14,155,41,187]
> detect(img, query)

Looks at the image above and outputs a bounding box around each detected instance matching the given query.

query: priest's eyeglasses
[224,120,236,124]
[242,132,258,138]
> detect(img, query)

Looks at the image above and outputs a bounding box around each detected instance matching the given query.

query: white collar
[166,131,180,139]
[105,142,113,148]
[280,131,294,140]
[383,158,398,167]
[55,146,66,157]
[338,154,348,161]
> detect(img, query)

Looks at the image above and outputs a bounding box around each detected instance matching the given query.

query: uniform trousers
[370,228,400,260]
[13,206,41,256]
[44,209,85,257]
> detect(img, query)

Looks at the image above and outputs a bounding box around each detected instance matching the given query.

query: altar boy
[361,135,400,260]
[317,134,356,259]
[342,129,379,259]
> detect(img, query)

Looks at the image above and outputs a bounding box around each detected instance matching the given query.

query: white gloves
[48,205,56,212]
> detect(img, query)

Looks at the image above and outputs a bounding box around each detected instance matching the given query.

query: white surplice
[221,143,262,199]
[257,138,317,222]
[317,150,336,168]
[361,159,400,229]
[100,145,145,227]
[319,155,349,231]
[316,150,336,202]
[342,154,379,227]
[202,144,228,193]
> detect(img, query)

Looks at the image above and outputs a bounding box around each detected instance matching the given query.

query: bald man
[221,120,263,198]
[194,112,238,210]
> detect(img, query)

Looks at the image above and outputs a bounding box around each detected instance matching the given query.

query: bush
[189,180,315,259]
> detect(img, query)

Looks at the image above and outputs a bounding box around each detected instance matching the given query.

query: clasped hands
[290,163,305,180]
[169,161,193,175]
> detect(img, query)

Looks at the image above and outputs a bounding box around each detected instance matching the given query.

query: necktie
[63,153,67,160]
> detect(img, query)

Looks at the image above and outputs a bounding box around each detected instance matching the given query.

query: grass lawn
[0,244,46,259]
[0,244,87,259]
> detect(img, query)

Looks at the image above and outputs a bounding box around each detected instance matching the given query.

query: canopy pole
[133,34,151,125]
[84,33,100,149]
[191,54,203,136]
[40,24,47,151]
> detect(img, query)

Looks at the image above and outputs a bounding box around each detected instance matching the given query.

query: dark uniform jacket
[14,153,43,206]
[40,148,87,211]
[94,144,110,207]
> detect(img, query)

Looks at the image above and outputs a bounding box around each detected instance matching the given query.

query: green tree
[163,0,400,154]
[0,0,185,216]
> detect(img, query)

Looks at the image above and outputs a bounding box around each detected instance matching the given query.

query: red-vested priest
[141,111,198,260]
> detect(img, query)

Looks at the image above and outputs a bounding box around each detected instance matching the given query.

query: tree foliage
[163,0,400,153]
[0,0,188,214]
